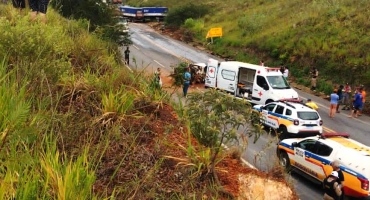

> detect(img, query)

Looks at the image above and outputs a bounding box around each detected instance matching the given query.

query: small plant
[185,89,263,189]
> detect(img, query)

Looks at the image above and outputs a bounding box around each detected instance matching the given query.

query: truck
[142,7,168,21]
[119,6,144,21]
[118,6,168,22]
[205,58,299,105]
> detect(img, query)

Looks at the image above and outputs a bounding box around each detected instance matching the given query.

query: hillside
[0,4,298,199]
[131,0,370,95]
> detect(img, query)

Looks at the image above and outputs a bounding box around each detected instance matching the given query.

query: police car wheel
[279,152,291,170]
[278,126,288,140]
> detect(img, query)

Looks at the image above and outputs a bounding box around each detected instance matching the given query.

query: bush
[165,4,210,27]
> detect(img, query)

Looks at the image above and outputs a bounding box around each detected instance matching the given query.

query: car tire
[278,126,288,140]
[279,152,291,171]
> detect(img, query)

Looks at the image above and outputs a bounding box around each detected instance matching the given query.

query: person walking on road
[336,85,344,113]
[359,86,366,116]
[331,160,345,200]
[183,67,191,98]
[348,89,363,118]
[342,83,352,110]
[311,67,319,91]
[323,171,342,200]
[124,46,130,65]
[330,89,339,118]
[306,98,319,111]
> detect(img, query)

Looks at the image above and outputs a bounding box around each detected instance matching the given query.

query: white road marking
[154,60,166,68]
[133,45,140,50]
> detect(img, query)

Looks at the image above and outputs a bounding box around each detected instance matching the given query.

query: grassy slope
[0,4,298,200]
[132,0,370,93]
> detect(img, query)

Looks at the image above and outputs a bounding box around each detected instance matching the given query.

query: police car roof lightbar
[321,133,350,139]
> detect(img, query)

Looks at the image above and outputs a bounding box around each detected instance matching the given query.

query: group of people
[328,84,366,119]
[11,0,50,23]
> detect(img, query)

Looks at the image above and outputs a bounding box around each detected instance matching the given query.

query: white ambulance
[204,58,299,105]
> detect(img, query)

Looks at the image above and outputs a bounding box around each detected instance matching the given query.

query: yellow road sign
[206,27,223,39]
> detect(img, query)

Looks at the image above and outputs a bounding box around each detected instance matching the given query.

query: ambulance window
[275,105,284,114]
[221,70,236,81]
[257,76,268,88]
[316,142,333,157]
[285,109,292,116]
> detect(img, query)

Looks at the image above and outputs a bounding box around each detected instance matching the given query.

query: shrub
[165,3,210,27]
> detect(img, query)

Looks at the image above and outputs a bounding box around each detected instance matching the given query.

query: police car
[252,99,323,139]
[277,133,370,199]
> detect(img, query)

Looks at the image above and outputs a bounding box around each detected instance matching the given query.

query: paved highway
[124,23,370,200]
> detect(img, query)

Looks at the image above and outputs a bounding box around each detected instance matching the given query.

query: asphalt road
[124,22,370,200]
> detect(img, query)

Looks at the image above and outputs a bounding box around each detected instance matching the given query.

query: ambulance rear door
[205,58,219,88]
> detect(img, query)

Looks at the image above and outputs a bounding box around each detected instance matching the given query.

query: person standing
[183,67,191,98]
[323,171,342,200]
[306,98,319,111]
[330,89,339,118]
[331,160,345,200]
[12,0,25,9]
[342,83,352,110]
[359,86,366,116]
[260,60,264,66]
[348,89,363,118]
[154,67,162,88]
[29,0,50,23]
[311,67,319,91]
[283,67,289,79]
[336,85,344,113]
[124,47,130,65]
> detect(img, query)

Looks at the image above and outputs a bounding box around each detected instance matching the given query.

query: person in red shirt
[359,86,366,116]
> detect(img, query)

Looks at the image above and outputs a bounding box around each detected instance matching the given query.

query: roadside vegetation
[130,0,370,96]
[0,3,297,199]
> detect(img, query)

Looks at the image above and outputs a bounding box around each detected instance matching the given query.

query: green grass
[127,0,370,92]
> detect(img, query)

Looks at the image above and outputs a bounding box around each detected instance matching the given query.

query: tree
[185,89,263,194]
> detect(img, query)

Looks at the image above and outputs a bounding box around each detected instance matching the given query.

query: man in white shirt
[283,67,289,79]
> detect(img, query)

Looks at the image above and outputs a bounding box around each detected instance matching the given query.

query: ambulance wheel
[279,152,291,171]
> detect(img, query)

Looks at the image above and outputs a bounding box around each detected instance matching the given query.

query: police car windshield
[297,112,319,120]
[266,76,290,89]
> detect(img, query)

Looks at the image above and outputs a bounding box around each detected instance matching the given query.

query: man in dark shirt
[323,171,342,200]
[336,85,344,113]
[124,47,130,65]
[331,160,344,200]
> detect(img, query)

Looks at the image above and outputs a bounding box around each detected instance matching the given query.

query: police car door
[261,103,279,129]
[205,58,219,88]
[293,139,323,181]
